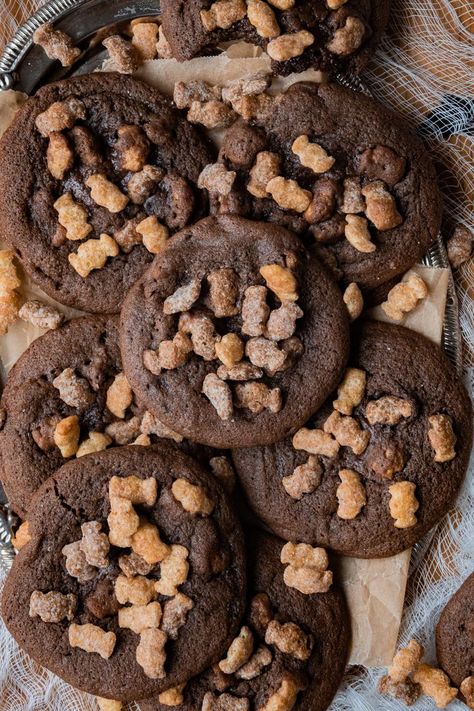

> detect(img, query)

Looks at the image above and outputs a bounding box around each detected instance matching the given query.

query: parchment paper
[0,75,450,669]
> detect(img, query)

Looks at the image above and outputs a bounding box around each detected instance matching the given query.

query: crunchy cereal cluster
[381,274,429,322]
[0,249,21,335]
[33,22,81,66]
[281,542,333,594]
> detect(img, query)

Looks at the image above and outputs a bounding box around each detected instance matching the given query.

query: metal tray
[0,0,462,574]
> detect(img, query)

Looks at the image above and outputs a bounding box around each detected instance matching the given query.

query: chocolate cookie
[161,0,390,77]
[140,529,350,711]
[232,321,472,558]
[120,214,350,449]
[1,445,246,701]
[0,315,217,518]
[0,72,214,313]
[436,573,474,697]
[209,82,441,293]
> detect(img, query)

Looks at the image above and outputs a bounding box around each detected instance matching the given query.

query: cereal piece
[136,628,167,679]
[232,93,275,123]
[54,193,92,241]
[62,541,96,582]
[365,396,414,425]
[106,372,133,419]
[292,135,335,174]
[245,337,286,375]
[0,249,20,335]
[241,285,270,337]
[324,410,370,455]
[29,590,77,623]
[200,0,247,31]
[216,334,244,368]
[281,542,332,594]
[114,219,143,253]
[282,456,322,500]
[155,545,189,596]
[267,30,314,61]
[106,416,141,445]
[174,80,221,109]
[157,25,173,58]
[333,368,366,416]
[47,132,74,179]
[131,521,170,565]
[164,279,201,315]
[412,664,458,708]
[54,415,80,458]
[292,427,339,457]
[209,456,236,492]
[102,35,140,73]
[343,282,364,321]
[202,693,249,711]
[247,151,281,199]
[221,72,271,105]
[345,214,376,253]
[260,264,298,303]
[161,593,194,639]
[69,623,116,659]
[109,475,157,506]
[265,620,312,661]
[378,675,422,706]
[53,367,94,409]
[119,551,153,577]
[35,98,86,136]
[235,644,272,680]
[447,225,473,269]
[172,479,215,516]
[388,639,424,683]
[18,300,63,330]
[327,16,365,55]
[265,302,303,341]
[266,0,295,7]
[460,677,474,709]
[247,0,280,38]
[96,698,122,711]
[207,268,239,317]
[188,101,236,129]
[107,497,140,548]
[428,414,457,462]
[381,274,429,321]
[158,685,186,707]
[336,469,366,519]
[115,575,156,606]
[136,215,169,254]
[362,180,403,231]
[144,332,193,374]
[258,674,305,711]
[118,601,162,634]
[69,125,102,168]
[33,22,80,66]
[127,165,165,205]
[341,177,365,214]
[198,163,236,196]
[131,22,159,60]
[86,174,129,213]
[132,435,150,446]
[80,521,110,568]
[249,593,273,634]
[217,362,264,381]
[68,234,119,278]
[202,373,233,420]
[266,176,312,214]
[235,382,282,414]
[219,626,254,674]
[12,521,31,551]
[140,411,184,443]
[389,481,419,528]
[76,431,112,458]
[115,125,149,173]
[179,312,219,360]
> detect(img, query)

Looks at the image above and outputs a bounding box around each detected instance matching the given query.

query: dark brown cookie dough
[209,82,441,293]
[232,321,472,558]
[120,214,350,449]
[161,0,390,77]
[1,445,246,701]
[0,315,218,518]
[0,72,214,313]
[140,529,350,711]
[436,573,474,694]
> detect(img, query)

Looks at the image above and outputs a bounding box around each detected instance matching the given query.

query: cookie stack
[0,3,472,710]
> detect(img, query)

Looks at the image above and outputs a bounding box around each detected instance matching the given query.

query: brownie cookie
[161,0,390,77]
[140,529,350,711]
[0,72,214,313]
[1,445,246,701]
[232,321,472,558]
[120,214,350,449]
[0,315,218,518]
[436,573,474,704]
[207,82,441,293]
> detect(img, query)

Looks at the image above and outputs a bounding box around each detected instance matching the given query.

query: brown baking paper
[0,77,450,668]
